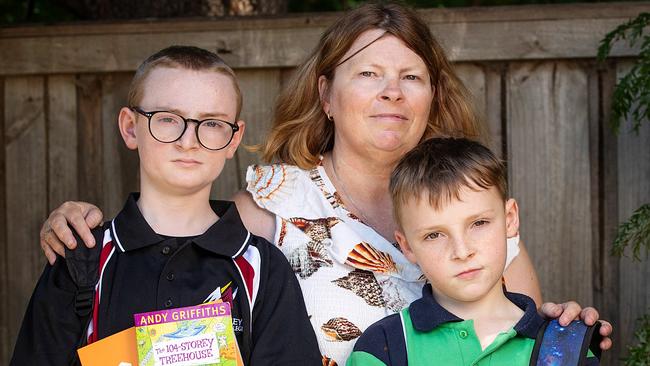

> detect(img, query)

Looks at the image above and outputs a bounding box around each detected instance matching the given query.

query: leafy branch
[611,204,650,261]
[597,13,650,134]
[624,314,650,366]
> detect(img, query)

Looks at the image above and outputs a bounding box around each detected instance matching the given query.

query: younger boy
[11,46,320,365]
[347,138,600,366]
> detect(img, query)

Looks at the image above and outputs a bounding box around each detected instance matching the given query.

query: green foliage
[597,13,650,134]
[624,314,650,366]
[612,204,650,261]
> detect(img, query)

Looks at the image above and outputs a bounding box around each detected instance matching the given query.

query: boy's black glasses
[130,106,239,151]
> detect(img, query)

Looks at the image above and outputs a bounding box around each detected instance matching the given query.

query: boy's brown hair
[127,45,243,120]
[389,137,507,225]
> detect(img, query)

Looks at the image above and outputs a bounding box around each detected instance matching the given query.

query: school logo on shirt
[203,281,244,333]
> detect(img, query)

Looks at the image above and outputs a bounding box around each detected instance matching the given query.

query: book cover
[77,326,138,366]
[135,302,242,366]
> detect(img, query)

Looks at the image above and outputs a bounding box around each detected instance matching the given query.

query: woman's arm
[503,241,543,305]
[232,190,276,243]
[40,201,103,264]
[506,240,613,350]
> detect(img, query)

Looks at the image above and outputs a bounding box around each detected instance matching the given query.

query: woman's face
[320,30,434,160]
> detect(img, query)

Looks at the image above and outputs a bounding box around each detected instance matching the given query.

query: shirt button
[459,330,468,339]
[164,299,173,308]
[166,272,175,281]
[161,246,171,255]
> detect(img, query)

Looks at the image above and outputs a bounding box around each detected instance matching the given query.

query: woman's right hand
[40,201,104,264]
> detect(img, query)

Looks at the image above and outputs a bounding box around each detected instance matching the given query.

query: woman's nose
[379,77,404,102]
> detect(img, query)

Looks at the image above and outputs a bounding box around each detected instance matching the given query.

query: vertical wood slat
[77,75,104,207]
[101,73,138,218]
[4,76,47,351]
[594,62,620,365]
[0,75,7,366]
[616,61,650,355]
[48,75,78,211]
[507,62,593,304]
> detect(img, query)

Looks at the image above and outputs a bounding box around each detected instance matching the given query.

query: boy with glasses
[11,46,320,366]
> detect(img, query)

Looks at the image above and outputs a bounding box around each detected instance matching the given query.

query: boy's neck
[137,184,218,237]
[434,282,524,350]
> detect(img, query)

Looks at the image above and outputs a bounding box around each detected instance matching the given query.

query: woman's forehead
[338,31,427,70]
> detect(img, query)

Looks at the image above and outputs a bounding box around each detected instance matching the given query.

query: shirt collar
[111,193,251,258]
[409,284,544,339]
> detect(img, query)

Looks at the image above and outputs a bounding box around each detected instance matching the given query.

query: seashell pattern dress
[246,163,521,365]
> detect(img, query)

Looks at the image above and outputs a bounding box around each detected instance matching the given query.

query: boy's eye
[203,120,222,128]
[425,232,441,240]
[473,220,489,228]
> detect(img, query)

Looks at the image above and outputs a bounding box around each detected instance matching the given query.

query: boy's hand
[40,201,104,264]
[540,302,613,350]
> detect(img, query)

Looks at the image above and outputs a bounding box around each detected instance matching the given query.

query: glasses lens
[197,120,234,150]
[150,112,185,142]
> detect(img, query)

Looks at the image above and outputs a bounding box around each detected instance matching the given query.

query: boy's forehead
[139,67,238,116]
[404,185,503,216]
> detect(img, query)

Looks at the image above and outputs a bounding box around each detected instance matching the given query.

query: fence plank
[2,3,648,75]
[48,75,78,211]
[4,76,47,351]
[101,73,138,218]
[0,75,7,365]
[507,62,593,304]
[616,61,650,357]
[77,75,104,207]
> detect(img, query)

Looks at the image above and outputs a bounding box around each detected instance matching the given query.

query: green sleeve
[346,351,389,366]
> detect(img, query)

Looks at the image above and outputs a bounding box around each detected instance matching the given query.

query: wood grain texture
[101,72,138,218]
[77,75,104,207]
[0,76,8,365]
[2,3,648,75]
[507,62,593,305]
[47,75,78,210]
[4,76,47,349]
[615,61,650,356]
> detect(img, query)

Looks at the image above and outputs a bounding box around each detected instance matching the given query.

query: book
[77,326,138,366]
[134,302,243,366]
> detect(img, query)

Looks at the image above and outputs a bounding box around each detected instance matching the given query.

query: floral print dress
[246,163,521,365]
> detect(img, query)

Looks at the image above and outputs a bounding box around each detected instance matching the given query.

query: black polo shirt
[11,194,321,366]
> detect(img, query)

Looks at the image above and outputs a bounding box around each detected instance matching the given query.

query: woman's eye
[404,74,419,81]
[360,71,375,77]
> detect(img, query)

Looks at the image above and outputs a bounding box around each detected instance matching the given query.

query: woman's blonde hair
[260,2,484,169]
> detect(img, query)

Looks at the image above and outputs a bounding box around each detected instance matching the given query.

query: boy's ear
[118,107,138,150]
[395,230,418,264]
[317,75,331,117]
[505,198,520,238]
[224,120,245,159]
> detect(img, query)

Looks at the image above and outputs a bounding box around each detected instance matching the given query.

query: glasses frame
[129,106,240,151]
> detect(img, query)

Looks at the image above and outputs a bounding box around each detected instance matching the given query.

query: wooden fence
[1,2,649,364]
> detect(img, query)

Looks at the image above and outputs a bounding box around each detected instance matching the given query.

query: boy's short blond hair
[127,45,242,120]
[389,137,507,225]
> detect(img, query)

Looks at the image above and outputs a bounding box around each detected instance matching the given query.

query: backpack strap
[530,319,602,366]
[63,225,106,347]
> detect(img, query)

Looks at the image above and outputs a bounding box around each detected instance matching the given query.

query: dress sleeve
[10,257,86,366]
[505,234,521,268]
[248,242,321,366]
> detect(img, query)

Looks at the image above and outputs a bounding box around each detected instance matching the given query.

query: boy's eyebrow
[157,107,231,120]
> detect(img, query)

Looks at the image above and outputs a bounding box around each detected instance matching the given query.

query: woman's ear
[395,230,418,264]
[318,75,331,115]
[118,107,138,150]
[225,120,246,159]
[505,198,520,238]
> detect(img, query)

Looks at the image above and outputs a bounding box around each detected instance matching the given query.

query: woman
[40,3,611,364]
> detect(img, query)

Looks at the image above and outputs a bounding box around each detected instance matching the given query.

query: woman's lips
[371,113,408,121]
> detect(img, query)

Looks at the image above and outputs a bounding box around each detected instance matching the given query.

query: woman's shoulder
[244,163,314,211]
